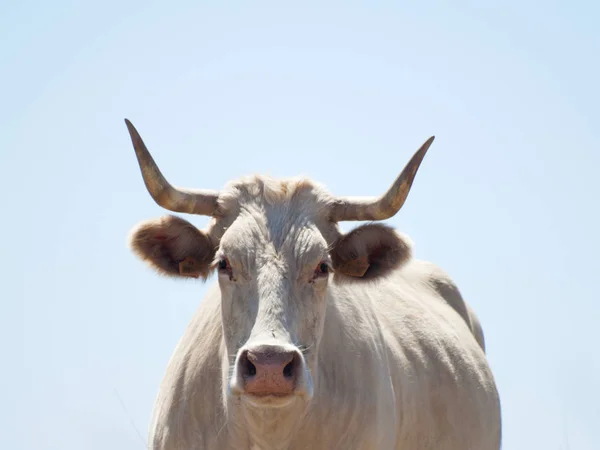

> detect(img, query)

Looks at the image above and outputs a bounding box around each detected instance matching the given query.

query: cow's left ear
[330,223,412,280]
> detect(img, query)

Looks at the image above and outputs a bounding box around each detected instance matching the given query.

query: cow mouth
[241,393,298,409]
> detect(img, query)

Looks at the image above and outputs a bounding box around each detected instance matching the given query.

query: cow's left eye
[314,261,330,278]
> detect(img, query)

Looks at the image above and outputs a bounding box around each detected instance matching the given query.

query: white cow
[124,119,501,450]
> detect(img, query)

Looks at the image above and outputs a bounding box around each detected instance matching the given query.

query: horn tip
[419,135,435,153]
[124,119,141,142]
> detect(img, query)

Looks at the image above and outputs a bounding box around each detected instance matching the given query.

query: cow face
[214,179,335,408]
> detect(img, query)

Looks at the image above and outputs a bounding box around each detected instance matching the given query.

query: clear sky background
[2,1,598,449]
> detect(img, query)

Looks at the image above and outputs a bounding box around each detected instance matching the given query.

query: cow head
[125,119,433,425]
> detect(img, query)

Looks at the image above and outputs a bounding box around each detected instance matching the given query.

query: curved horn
[124,119,219,216]
[330,136,434,222]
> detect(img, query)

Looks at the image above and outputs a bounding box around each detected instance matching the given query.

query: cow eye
[218,258,230,272]
[314,261,330,278]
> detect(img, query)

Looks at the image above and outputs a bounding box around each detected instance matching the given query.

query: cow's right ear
[128,215,216,280]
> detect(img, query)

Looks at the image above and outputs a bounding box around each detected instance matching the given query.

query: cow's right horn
[124,119,219,216]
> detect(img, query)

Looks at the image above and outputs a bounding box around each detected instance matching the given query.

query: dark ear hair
[330,223,412,280]
[128,215,216,279]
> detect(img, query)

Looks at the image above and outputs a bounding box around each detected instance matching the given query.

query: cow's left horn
[124,119,219,216]
[330,136,434,222]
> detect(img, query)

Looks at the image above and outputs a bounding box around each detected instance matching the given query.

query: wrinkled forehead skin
[212,175,341,253]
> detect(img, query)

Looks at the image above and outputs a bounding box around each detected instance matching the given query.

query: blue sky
[2,1,598,449]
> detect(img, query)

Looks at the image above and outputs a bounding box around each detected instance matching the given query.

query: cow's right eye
[218,259,230,271]
[217,258,234,280]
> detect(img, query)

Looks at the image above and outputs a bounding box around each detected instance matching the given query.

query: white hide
[133,176,501,450]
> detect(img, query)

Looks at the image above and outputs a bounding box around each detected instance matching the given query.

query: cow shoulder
[149,286,228,449]
[410,259,486,352]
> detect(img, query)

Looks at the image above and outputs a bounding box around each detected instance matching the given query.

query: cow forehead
[219,210,329,268]
[216,175,333,268]
[217,175,333,218]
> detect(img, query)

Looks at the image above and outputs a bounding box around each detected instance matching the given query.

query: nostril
[246,360,256,377]
[240,351,257,378]
[283,361,294,378]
